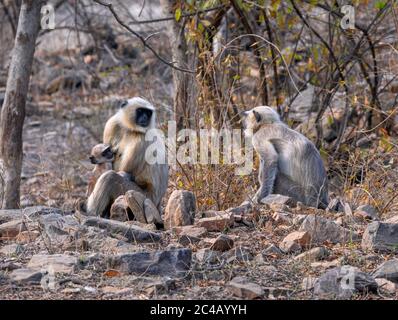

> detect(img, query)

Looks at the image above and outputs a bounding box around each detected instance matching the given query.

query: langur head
[243,106,281,132]
[89,143,114,164]
[119,97,156,133]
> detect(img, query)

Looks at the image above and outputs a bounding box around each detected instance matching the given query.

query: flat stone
[84,217,161,243]
[260,194,296,207]
[256,244,284,262]
[300,214,359,244]
[175,226,207,245]
[28,254,78,274]
[385,215,398,224]
[9,268,43,284]
[375,278,397,294]
[0,243,24,256]
[178,234,201,246]
[227,276,264,299]
[293,247,330,262]
[227,201,253,215]
[354,205,378,220]
[209,234,234,252]
[164,190,196,229]
[372,259,398,283]
[283,231,311,247]
[196,214,234,232]
[0,206,62,224]
[16,230,40,244]
[314,265,377,299]
[0,219,27,239]
[38,213,80,243]
[362,222,398,253]
[223,246,253,263]
[0,262,21,271]
[195,248,222,264]
[311,258,343,270]
[108,248,192,277]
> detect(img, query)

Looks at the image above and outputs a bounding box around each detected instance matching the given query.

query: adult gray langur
[244,106,329,208]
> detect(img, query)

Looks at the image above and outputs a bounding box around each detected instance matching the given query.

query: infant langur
[244,106,329,208]
[86,144,130,196]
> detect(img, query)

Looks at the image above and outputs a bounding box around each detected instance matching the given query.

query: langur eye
[119,100,128,109]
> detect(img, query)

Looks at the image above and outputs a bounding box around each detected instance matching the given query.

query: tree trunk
[160,0,194,129]
[0,0,43,209]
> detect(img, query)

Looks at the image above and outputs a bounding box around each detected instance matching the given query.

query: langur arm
[254,141,279,203]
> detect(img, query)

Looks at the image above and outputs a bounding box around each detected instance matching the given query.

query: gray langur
[86,97,169,217]
[244,106,329,208]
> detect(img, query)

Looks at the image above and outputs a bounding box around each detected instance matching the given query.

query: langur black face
[89,145,114,164]
[135,107,153,128]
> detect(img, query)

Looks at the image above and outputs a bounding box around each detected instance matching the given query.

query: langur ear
[253,110,261,122]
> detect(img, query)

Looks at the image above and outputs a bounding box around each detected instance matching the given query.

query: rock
[299,214,359,244]
[326,198,345,212]
[372,259,398,283]
[16,230,40,244]
[0,219,27,239]
[84,217,161,243]
[164,190,196,229]
[279,240,301,254]
[375,278,397,294]
[343,202,353,217]
[302,276,317,291]
[354,205,378,220]
[361,222,398,253]
[293,247,330,262]
[227,201,253,215]
[9,268,43,284]
[0,262,21,271]
[110,195,130,222]
[261,244,284,257]
[223,246,253,263]
[142,277,176,295]
[108,248,192,277]
[279,231,311,253]
[311,258,343,270]
[178,234,200,246]
[0,243,24,256]
[272,212,292,225]
[38,213,80,243]
[28,254,78,274]
[385,215,398,224]
[196,213,234,232]
[175,226,206,246]
[292,214,307,226]
[0,206,63,224]
[227,276,264,299]
[314,266,378,299]
[209,234,234,252]
[260,194,296,207]
[175,226,207,246]
[195,248,222,264]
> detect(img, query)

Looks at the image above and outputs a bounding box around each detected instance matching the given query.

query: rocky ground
[1,193,397,300]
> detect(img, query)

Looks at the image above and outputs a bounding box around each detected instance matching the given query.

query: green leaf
[175,8,182,22]
[375,1,386,10]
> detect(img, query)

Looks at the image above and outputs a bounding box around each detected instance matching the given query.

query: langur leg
[255,158,278,203]
[86,170,141,218]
